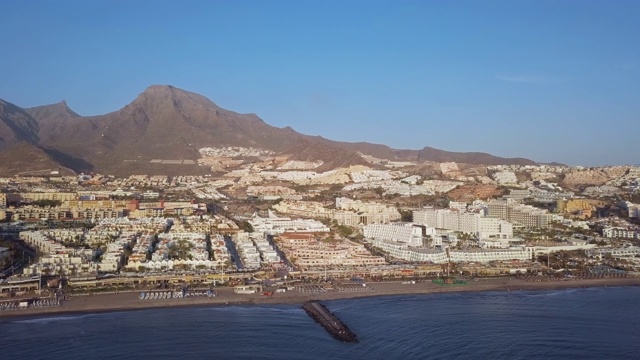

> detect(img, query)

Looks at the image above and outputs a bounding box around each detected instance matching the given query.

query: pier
[302,301,358,343]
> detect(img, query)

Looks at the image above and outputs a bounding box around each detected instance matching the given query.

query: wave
[197,305,304,315]
[518,286,626,298]
[520,288,582,298]
[12,314,98,324]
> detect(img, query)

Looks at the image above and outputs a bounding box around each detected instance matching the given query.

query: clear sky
[1,0,638,166]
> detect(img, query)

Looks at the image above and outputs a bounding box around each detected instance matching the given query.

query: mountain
[25,100,81,143]
[33,86,305,159]
[0,85,539,175]
[415,146,536,166]
[319,141,536,166]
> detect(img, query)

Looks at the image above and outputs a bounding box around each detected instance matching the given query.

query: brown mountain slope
[0,99,39,150]
[416,146,537,166]
[319,140,536,166]
[2,85,539,175]
[283,139,370,171]
[25,101,81,143]
[0,142,75,176]
[29,85,308,174]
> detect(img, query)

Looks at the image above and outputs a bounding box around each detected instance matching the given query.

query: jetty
[302,301,358,343]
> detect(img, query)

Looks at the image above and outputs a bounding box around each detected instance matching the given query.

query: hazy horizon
[1,0,638,166]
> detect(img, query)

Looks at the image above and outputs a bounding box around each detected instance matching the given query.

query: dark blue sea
[2,287,639,360]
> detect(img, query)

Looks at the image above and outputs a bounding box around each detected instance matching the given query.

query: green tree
[168,240,193,260]
[336,225,354,237]
[399,209,413,222]
[238,221,254,233]
[33,200,62,207]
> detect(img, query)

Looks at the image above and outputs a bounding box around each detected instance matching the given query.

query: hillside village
[1,146,639,297]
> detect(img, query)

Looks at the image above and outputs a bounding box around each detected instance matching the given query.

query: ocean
[2,286,639,360]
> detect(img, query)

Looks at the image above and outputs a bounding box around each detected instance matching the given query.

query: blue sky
[1,0,638,166]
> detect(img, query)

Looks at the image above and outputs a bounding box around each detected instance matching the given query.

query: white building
[368,238,533,264]
[587,246,640,258]
[363,223,435,246]
[492,171,518,185]
[249,211,330,235]
[487,199,553,228]
[413,208,513,239]
[333,197,401,225]
[448,201,468,212]
[602,227,640,239]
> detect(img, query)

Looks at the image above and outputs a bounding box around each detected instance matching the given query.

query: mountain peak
[131,84,217,110]
[143,84,177,93]
[135,85,180,101]
[25,100,80,119]
[53,100,77,114]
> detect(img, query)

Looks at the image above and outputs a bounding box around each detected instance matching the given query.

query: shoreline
[2,277,639,320]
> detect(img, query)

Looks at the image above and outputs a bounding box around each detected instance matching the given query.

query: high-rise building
[413,207,513,238]
[487,199,553,228]
[363,223,435,246]
[332,197,401,225]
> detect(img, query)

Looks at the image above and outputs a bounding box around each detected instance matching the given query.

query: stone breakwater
[302,301,358,343]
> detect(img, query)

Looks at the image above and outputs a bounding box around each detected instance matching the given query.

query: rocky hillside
[0,85,540,175]
[0,142,75,176]
[0,99,39,150]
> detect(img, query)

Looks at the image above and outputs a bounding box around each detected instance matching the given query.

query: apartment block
[332,197,401,225]
[272,200,334,219]
[368,238,532,264]
[363,223,434,246]
[491,171,518,185]
[250,211,330,235]
[7,192,78,202]
[487,199,552,228]
[413,207,513,238]
[602,227,640,239]
[277,232,386,269]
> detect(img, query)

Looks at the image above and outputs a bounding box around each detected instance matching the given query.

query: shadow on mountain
[40,147,94,173]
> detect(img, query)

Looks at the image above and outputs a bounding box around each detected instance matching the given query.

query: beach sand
[2,277,639,319]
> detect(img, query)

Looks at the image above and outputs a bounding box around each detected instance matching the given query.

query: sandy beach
[2,277,639,319]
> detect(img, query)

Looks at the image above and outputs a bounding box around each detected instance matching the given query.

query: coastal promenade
[2,277,639,319]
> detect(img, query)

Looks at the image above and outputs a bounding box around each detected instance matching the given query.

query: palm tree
[176,239,192,259]
[167,246,178,260]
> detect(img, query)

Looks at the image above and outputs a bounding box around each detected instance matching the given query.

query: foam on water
[10,313,99,324]
[195,304,304,315]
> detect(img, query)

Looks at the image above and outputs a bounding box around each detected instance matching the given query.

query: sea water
[1,286,639,360]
